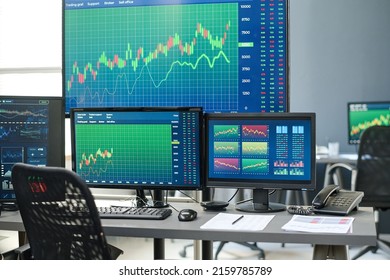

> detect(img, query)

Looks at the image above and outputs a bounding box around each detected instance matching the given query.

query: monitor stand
[135,189,168,208]
[235,189,285,213]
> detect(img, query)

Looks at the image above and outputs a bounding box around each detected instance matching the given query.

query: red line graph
[242,125,268,138]
[214,158,240,172]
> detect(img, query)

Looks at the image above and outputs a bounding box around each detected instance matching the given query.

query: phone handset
[312,185,340,209]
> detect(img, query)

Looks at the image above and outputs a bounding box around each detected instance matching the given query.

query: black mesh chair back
[350,125,390,259]
[11,163,116,260]
[355,126,390,209]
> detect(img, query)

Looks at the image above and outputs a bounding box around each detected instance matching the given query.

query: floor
[110,236,390,260]
[2,231,387,260]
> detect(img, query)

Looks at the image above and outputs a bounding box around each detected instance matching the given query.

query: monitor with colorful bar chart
[63,0,289,115]
[205,112,316,213]
[347,101,390,145]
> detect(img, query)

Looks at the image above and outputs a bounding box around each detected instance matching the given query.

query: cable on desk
[287,205,313,215]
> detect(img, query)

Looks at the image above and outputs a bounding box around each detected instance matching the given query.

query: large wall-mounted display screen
[63,0,289,115]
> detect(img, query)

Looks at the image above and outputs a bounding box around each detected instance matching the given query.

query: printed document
[282,215,354,234]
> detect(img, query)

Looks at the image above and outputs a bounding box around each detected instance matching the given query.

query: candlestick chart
[65,3,238,113]
[75,124,173,183]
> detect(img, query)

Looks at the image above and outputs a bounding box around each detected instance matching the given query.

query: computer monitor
[205,112,316,213]
[70,107,203,206]
[0,96,65,205]
[63,0,289,115]
[347,101,390,145]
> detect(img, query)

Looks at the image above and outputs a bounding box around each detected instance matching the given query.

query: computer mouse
[178,209,197,221]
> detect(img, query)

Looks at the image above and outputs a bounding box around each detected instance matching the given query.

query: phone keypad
[330,197,354,207]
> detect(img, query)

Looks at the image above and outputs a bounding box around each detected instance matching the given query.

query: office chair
[325,126,390,259]
[10,163,123,260]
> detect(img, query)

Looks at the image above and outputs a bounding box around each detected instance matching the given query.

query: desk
[316,153,358,165]
[0,203,376,260]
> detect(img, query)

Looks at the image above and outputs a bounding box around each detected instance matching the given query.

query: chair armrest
[324,162,358,190]
[1,243,31,260]
[14,243,31,259]
[14,243,30,255]
[326,162,356,172]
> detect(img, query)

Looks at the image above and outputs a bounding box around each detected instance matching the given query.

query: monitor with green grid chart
[70,107,203,198]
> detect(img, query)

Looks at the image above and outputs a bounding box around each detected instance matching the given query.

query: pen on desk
[232,215,244,225]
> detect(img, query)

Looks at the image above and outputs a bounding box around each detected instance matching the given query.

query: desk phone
[312,185,364,215]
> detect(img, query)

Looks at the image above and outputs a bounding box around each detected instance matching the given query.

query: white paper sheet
[200,213,274,231]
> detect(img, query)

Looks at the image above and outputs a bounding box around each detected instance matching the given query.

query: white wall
[2,0,390,155]
[289,0,390,153]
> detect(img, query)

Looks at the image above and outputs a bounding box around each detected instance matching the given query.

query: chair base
[352,238,390,259]
[215,241,265,260]
[179,241,265,260]
[179,243,194,258]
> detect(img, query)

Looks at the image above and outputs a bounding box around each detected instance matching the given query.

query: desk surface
[0,203,377,248]
[316,153,357,164]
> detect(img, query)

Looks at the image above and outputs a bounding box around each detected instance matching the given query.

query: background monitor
[348,101,390,145]
[70,107,203,206]
[0,96,65,204]
[205,112,316,213]
[63,0,289,115]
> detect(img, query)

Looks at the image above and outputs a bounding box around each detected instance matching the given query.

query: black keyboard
[97,206,172,220]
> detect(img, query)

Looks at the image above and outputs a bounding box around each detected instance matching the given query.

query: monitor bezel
[70,106,204,191]
[0,95,65,203]
[347,101,390,145]
[204,112,316,191]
